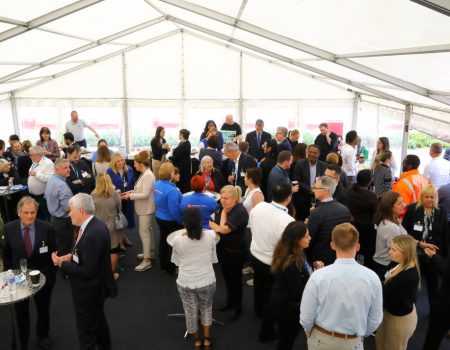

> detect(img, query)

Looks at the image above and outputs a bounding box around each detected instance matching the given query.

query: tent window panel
[0,100,15,142]
[244,106,297,138]
[17,106,58,144]
[129,107,179,148]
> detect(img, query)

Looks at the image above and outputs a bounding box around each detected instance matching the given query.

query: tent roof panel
[42,0,160,39]
[0,29,87,62]
[7,62,81,82]
[241,0,450,54]
[0,23,14,31]
[181,0,243,18]
[0,0,77,22]
[110,21,177,45]
[353,53,450,93]
[0,79,43,94]
[59,43,126,63]
[0,65,28,77]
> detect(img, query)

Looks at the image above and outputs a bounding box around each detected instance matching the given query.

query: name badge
[39,246,48,254]
[240,171,246,177]
[73,255,79,264]
[413,224,423,232]
[81,171,89,178]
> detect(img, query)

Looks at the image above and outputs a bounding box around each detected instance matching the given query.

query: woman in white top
[371,137,398,176]
[92,144,111,176]
[171,207,218,350]
[242,167,264,278]
[242,167,264,214]
[121,150,156,272]
[373,191,407,280]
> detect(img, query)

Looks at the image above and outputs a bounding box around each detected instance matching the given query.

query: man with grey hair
[52,193,117,350]
[44,158,74,255]
[245,119,272,161]
[28,146,54,220]
[306,176,351,265]
[3,196,56,349]
[223,141,257,193]
[275,126,292,152]
[424,142,450,189]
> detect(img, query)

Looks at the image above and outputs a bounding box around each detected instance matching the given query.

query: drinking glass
[20,259,27,276]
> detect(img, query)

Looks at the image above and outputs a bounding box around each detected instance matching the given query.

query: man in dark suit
[245,119,272,161]
[293,144,327,220]
[266,151,299,202]
[306,176,351,265]
[275,126,291,152]
[324,163,348,207]
[223,142,257,193]
[3,197,56,350]
[66,145,94,195]
[52,193,117,350]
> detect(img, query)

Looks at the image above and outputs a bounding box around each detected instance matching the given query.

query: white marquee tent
[1,0,450,164]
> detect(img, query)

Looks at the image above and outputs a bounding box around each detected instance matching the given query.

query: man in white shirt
[28,146,54,220]
[300,223,383,350]
[340,130,359,185]
[249,182,295,341]
[65,110,99,148]
[424,142,450,189]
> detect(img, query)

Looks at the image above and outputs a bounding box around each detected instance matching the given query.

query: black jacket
[245,130,272,161]
[260,155,277,201]
[61,217,117,299]
[171,140,192,193]
[402,203,448,257]
[307,200,351,265]
[226,153,257,194]
[3,219,57,278]
[293,159,327,220]
[314,132,339,162]
[67,159,95,195]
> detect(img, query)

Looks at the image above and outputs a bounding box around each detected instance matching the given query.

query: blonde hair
[416,184,438,209]
[331,223,359,251]
[159,162,175,180]
[110,152,128,173]
[325,152,339,165]
[0,158,10,172]
[220,185,242,203]
[91,173,115,198]
[385,235,420,284]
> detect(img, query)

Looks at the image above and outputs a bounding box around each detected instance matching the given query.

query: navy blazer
[245,130,272,161]
[61,217,117,300]
[3,219,57,278]
[67,159,95,195]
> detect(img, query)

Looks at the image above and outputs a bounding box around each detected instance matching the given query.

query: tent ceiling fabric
[0,0,449,109]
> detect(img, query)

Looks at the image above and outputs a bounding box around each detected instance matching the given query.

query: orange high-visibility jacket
[392,169,430,216]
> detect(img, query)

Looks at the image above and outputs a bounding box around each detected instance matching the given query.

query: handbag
[115,208,128,231]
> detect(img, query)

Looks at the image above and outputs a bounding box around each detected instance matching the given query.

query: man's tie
[257,133,261,148]
[23,226,33,258]
[75,228,83,246]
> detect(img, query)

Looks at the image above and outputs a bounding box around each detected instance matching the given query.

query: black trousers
[270,293,306,350]
[156,218,182,273]
[73,291,111,350]
[13,275,55,350]
[250,255,275,338]
[218,247,245,312]
[418,253,441,308]
[31,193,50,221]
[50,216,75,255]
[423,303,450,350]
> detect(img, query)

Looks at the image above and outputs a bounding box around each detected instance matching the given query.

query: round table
[0,186,26,222]
[0,270,46,349]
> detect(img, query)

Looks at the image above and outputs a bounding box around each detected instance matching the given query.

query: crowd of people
[1,111,450,350]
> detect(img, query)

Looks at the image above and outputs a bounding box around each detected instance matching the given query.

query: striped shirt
[373,163,392,197]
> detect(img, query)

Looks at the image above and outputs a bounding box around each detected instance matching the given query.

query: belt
[314,324,358,339]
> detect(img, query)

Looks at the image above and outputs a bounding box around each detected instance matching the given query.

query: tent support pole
[238,51,243,130]
[352,93,359,130]
[10,92,20,136]
[401,104,413,171]
[121,53,131,154]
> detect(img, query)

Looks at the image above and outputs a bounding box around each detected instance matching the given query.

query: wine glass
[20,258,27,277]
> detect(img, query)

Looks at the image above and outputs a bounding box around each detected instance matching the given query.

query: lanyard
[423,208,434,241]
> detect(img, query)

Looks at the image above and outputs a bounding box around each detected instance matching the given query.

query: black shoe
[227,310,241,322]
[38,336,52,350]
[219,303,232,312]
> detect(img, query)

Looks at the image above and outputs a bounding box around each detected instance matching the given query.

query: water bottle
[6,270,16,294]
